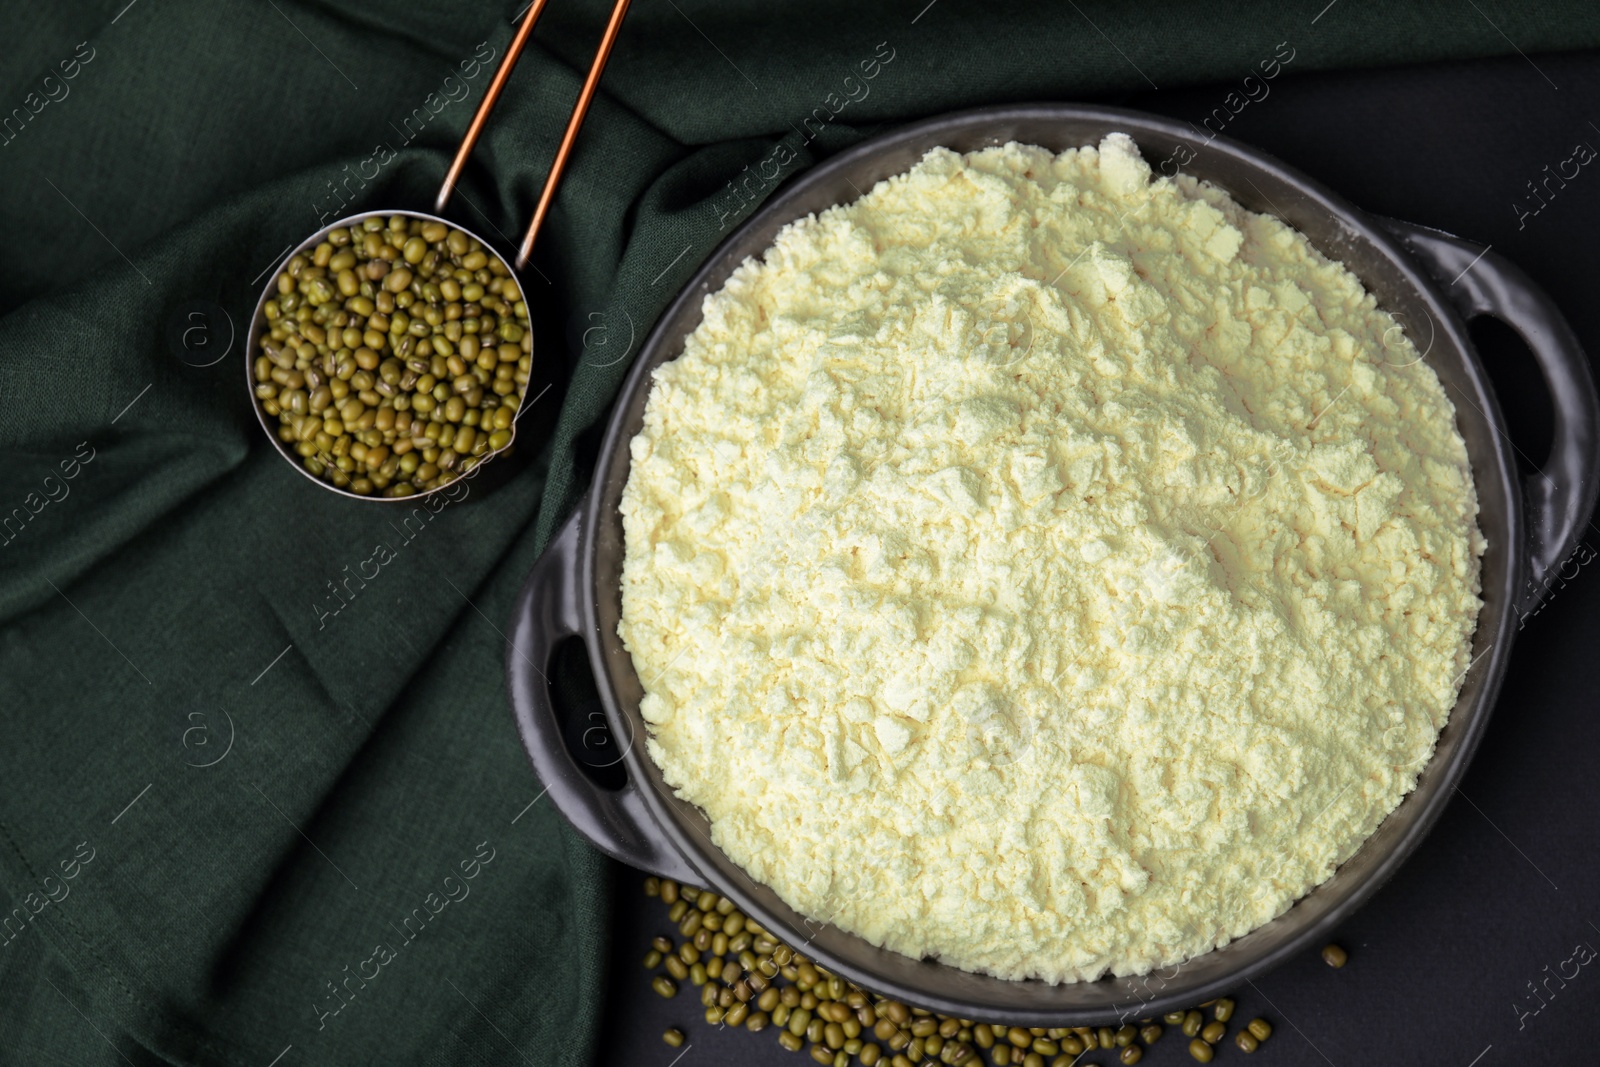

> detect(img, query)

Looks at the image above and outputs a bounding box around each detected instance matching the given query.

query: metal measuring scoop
[248,0,633,503]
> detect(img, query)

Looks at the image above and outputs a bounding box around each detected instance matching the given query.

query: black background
[595,47,1600,1067]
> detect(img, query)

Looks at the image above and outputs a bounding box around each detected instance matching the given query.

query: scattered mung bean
[636,876,1293,1067]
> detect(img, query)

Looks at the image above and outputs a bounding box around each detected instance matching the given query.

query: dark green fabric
[0,1,1594,1063]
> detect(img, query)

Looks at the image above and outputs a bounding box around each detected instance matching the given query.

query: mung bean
[254,219,530,495]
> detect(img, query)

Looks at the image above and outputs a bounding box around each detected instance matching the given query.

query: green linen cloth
[0,1,1593,1063]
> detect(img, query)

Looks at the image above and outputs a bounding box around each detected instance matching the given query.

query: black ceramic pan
[506,104,1600,1024]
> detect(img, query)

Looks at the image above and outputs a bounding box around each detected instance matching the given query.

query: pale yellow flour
[618,134,1483,982]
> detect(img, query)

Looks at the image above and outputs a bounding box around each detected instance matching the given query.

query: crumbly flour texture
[619,134,1483,983]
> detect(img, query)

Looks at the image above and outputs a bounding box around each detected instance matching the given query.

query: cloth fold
[2,1,1596,1063]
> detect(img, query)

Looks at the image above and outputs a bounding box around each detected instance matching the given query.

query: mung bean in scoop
[253,216,531,497]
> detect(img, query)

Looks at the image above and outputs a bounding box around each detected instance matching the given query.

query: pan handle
[1384,219,1600,617]
[506,500,698,882]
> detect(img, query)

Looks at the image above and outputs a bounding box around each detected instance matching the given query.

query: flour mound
[619,135,1482,983]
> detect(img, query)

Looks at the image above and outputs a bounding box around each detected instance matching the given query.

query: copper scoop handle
[434,0,633,270]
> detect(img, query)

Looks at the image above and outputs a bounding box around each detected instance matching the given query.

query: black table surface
[595,46,1600,1067]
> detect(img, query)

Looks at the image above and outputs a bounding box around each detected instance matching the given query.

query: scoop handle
[506,499,697,881]
[435,0,635,270]
[1384,219,1600,617]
